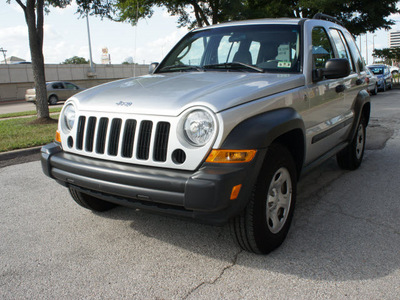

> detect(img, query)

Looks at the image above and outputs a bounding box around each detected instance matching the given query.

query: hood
[73,72,305,116]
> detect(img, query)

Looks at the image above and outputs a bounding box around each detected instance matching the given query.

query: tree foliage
[63,56,90,64]
[373,48,400,63]
[112,0,399,35]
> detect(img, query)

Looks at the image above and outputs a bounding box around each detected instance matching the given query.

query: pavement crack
[321,203,400,235]
[183,249,242,299]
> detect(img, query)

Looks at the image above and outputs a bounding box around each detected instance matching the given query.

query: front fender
[221,107,305,150]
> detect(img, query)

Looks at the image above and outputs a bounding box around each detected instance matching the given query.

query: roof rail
[313,13,344,26]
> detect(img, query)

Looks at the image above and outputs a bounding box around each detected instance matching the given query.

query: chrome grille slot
[121,119,137,158]
[76,116,86,150]
[108,118,122,156]
[154,122,170,162]
[137,121,153,160]
[96,118,109,154]
[85,117,96,152]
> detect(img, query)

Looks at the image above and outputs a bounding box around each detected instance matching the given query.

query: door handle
[335,84,346,93]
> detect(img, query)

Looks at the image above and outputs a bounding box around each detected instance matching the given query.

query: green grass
[0,107,62,119]
[0,116,59,152]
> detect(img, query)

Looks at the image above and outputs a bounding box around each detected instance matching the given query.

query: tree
[113,0,399,35]
[63,56,90,64]
[290,0,399,36]
[8,0,112,123]
[373,48,400,65]
[122,56,134,64]
[9,0,71,123]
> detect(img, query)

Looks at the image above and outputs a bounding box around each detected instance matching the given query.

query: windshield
[368,67,384,75]
[157,25,301,73]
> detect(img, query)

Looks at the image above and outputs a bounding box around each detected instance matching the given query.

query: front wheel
[69,187,117,212]
[336,116,366,170]
[230,143,297,254]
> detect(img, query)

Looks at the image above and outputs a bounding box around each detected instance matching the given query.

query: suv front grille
[75,116,170,163]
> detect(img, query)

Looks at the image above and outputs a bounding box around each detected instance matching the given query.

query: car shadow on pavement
[94,146,399,283]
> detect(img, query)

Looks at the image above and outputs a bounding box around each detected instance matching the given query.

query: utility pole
[0,48,7,64]
[365,33,368,65]
[86,12,94,74]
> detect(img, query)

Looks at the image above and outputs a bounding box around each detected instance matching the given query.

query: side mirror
[149,62,159,74]
[313,58,351,82]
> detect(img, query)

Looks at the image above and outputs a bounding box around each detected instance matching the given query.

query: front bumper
[41,143,265,224]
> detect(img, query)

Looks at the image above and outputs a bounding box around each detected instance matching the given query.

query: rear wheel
[230,143,297,254]
[336,116,366,170]
[371,84,378,95]
[48,95,58,105]
[69,187,116,212]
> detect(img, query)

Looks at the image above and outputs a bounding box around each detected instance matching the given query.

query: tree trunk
[17,0,50,121]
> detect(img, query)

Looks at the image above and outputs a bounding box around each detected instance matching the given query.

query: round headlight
[184,110,215,146]
[63,104,76,131]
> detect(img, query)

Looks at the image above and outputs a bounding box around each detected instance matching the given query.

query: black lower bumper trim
[41,143,265,224]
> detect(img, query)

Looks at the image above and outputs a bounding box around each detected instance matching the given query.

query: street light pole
[372,34,377,64]
[365,33,368,65]
[86,12,94,74]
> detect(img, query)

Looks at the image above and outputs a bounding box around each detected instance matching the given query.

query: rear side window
[312,27,334,69]
[330,28,354,72]
[342,30,365,72]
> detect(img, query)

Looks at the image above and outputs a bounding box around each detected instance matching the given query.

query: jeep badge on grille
[116,101,132,107]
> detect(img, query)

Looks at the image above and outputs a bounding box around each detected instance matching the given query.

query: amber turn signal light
[206,149,256,163]
[230,184,242,200]
[55,130,61,143]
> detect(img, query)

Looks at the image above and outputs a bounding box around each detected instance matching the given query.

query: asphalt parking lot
[0,90,399,299]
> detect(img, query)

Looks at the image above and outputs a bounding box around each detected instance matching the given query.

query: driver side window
[312,27,334,70]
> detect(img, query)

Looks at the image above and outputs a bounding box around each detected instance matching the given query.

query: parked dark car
[25,81,85,105]
[367,65,392,92]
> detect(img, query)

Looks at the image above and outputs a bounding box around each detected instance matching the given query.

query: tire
[69,187,116,212]
[388,80,392,90]
[48,95,58,105]
[336,116,366,170]
[382,81,386,92]
[230,143,297,254]
[371,84,378,95]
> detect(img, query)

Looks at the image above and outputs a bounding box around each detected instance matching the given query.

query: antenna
[133,1,139,77]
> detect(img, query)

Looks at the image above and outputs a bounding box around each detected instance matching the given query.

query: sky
[1,2,400,65]
[0,2,188,64]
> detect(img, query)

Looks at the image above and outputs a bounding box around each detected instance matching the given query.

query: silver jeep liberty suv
[42,14,370,254]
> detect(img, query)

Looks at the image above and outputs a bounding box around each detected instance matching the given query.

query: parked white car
[25,81,84,105]
[390,65,399,75]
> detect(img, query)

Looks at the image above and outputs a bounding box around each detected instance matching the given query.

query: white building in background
[0,56,26,64]
[389,31,400,48]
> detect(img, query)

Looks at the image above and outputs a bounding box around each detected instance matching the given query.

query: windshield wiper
[203,62,264,73]
[158,64,204,73]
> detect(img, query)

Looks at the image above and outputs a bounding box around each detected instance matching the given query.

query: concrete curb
[0,146,42,161]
